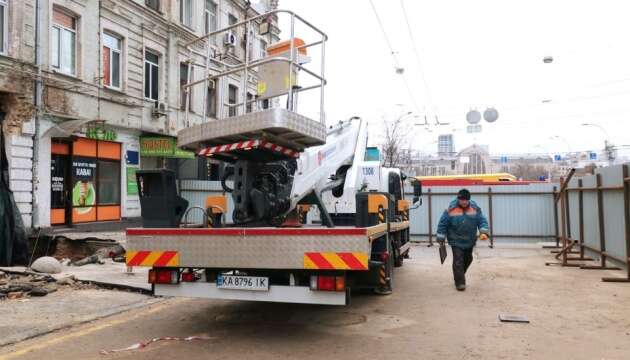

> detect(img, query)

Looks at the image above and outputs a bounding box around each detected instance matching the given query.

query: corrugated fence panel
[581,174,600,251]
[597,165,626,263]
[408,183,557,242]
[567,177,581,242]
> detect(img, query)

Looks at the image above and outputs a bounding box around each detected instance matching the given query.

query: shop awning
[42,116,96,138]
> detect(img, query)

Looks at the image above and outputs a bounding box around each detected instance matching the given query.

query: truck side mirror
[412,181,422,205]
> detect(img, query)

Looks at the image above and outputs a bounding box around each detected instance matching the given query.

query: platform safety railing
[181,9,328,126]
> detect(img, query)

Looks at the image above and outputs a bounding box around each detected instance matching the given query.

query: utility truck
[125,10,422,305]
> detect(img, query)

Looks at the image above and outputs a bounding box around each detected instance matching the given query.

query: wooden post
[578,179,584,258]
[488,187,494,248]
[553,185,560,247]
[559,180,569,265]
[565,180,572,240]
[427,188,433,247]
[597,173,607,268]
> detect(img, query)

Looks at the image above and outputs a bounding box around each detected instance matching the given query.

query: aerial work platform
[179,10,328,161]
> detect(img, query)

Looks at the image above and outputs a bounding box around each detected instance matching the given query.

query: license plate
[217,275,269,291]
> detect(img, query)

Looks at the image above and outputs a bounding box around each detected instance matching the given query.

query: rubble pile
[0,270,93,301]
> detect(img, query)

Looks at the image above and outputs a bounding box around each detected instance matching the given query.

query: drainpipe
[32,0,43,229]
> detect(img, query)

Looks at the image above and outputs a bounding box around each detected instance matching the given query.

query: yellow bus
[415,173,517,185]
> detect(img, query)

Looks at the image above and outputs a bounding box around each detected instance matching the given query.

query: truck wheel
[374,245,394,295]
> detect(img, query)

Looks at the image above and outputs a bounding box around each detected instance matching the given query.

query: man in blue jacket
[436,189,489,291]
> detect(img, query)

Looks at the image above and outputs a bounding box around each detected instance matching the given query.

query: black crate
[136,169,188,228]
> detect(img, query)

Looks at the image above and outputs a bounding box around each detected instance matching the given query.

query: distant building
[437,134,455,156]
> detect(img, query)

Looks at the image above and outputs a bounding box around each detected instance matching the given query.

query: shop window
[68,139,122,223]
[52,7,77,75]
[0,0,7,55]
[144,50,159,101]
[103,32,122,89]
[97,160,121,205]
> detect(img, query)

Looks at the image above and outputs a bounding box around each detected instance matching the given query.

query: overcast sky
[280,0,630,156]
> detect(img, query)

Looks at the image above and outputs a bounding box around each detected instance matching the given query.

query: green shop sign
[139,136,195,159]
[86,127,117,141]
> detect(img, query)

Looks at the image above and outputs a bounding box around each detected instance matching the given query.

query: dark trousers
[451,246,473,285]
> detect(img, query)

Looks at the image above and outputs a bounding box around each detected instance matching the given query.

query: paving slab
[1,259,150,291]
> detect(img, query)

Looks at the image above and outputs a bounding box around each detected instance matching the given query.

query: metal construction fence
[406,183,558,245]
[557,164,630,280]
[180,179,561,245]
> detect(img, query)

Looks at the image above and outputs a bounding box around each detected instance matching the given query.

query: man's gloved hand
[436,236,446,246]
[479,233,489,241]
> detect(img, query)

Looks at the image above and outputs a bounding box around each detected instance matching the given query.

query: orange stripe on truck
[304,252,368,270]
[127,250,179,267]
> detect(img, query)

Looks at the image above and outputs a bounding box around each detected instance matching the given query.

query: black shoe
[456,283,466,291]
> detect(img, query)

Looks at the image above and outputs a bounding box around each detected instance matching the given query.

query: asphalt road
[2,244,630,360]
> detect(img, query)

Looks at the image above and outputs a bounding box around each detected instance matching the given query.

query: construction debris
[31,256,62,274]
[72,245,125,267]
[0,270,83,300]
[498,314,530,323]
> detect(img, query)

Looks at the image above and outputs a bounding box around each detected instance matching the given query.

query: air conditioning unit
[224,31,237,47]
[152,102,168,117]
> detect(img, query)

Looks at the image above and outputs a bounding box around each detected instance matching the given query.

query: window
[180,0,193,28]
[144,50,159,101]
[246,92,254,113]
[180,62,192,110]
[205,1,217,35]
[228,84,238,117]
[259,38,267,59]
[51,8,77,75]
[228,14,238,26]
[0,0,7,55]
[97,160,121,205]
[145,0,160,11]
[206,82,217,118]
[103,33,122,89]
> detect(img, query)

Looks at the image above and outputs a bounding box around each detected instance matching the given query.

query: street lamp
[581,123,614,163]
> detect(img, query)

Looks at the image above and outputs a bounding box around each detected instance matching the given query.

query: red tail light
[148,269,179,284]
[310,275,346,292]
[181,272,196,282]
[317,276,335,291]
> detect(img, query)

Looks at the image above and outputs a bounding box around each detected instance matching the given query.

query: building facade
[1,0,279,230]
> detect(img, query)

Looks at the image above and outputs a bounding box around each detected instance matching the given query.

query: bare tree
[512,161,548,180]
[381,114,413,168]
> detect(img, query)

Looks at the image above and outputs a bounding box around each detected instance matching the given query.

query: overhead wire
[367,0,423,116]
[399,0,434,113]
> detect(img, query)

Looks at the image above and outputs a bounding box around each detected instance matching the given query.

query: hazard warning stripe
[304,252,368,270]
[127,250,179,267]
[196,139,299,158]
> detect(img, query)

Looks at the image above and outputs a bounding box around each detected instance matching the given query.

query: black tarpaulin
[0,113,28,266]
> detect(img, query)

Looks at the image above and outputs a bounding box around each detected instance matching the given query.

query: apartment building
[0,0,279,230]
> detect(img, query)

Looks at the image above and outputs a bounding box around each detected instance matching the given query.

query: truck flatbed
[126,222,409,271]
